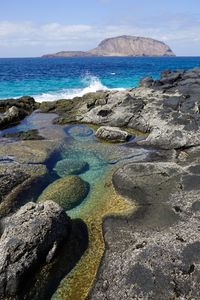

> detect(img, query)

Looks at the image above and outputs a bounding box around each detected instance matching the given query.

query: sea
[0,56,200,102]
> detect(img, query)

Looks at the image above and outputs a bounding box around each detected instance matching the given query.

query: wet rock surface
[0,136,61,217]
[38,175,90,210]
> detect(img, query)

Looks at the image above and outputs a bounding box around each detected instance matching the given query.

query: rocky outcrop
[95,126,130,142]
[89,151,200,299]
[0,96,38,129]
[0,201,71,298]
[42,35,175,57]
[89,35,175,57]
[40,67,200,150]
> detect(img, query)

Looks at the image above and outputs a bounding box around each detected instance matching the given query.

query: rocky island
[1,67,200,299]
[42,35,175,57]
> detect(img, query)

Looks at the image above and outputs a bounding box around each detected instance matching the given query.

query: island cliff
[42,35,175,57]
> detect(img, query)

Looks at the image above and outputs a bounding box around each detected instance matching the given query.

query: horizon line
[1,55,200,59]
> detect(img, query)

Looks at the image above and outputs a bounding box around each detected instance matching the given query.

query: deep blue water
[0,56,200,101]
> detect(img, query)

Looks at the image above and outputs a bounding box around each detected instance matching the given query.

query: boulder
[139,76,153,88]
[0,106,27,129]
[0,96,38,130]
[159,71,182,84]
[38,175,89,210]
[54,158,89,177]
[163,96,181,110]
[95,126,130,142]
[0,201,71,297]
[0,96,37,113]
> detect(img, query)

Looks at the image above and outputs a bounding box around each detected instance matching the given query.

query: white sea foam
[34,76,125,103]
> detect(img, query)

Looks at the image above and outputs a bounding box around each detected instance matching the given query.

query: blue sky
[0,0,200,57]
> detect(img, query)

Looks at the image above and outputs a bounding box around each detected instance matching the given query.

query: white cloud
[0,16,200,56]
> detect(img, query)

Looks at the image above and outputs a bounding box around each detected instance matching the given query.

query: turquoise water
[0,111,150,298]
[0,57,200,101]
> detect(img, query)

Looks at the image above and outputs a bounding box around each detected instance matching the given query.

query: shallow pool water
[46,123,150,300]
[0,112,151,299]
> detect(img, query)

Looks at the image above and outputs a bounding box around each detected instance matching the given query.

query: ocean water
[0,56,200,102]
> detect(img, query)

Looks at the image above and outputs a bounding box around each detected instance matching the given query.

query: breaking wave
[34,76,125,103]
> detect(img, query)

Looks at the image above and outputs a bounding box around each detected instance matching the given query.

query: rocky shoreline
[0,67,200,299]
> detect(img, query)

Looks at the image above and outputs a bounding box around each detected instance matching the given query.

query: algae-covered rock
[54,159,89,177]
[38,175,89,210]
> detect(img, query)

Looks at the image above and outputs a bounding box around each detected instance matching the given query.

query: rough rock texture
[2,67,200,299]
[89,36,175,57]
[0,96,38,129]
[0,162,48,218]
[38,175,90,210]
[43,35,175,57]
[40,67,200,150]
[0,201,71,297]
[88,151,200,300]
[95,126,130,142]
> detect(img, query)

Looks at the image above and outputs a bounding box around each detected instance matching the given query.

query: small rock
[140,76,153,88]
[95,126,130,142]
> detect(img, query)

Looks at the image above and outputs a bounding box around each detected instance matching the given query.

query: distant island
[42,35,175,58]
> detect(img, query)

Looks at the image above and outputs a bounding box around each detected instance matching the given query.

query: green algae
[12,120,147,300]
[49,123,149,299]
[53,158,89,177]
[52,168,135,300]
[38,175,89,211]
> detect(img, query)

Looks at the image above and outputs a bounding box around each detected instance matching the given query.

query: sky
[0,0,200,57]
